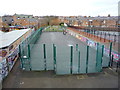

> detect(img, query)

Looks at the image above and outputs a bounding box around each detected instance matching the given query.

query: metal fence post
[43,44,46,59]
[22,42,25,55]
[54,46,56,71]
[96,43,99,68]
[104,33,106,42]
[110,55,114,67]
[70,46,73,74]
[76,44,78,51]
[109,42,112,67]
[53,44,55,70]
[28,44,32,70]
[53,44,56,71]
[43,44,46,70]
[19,45,23,68]
[78,50,80,73]
[96,44,104,72]
[86,46,89,73]
[114,34,116,45]
[116,61,120,72]
[100,45,104,71]
[28,44,31,58]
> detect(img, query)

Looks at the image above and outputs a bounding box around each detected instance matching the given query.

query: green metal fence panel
[20,43,106,74]
[102,55,110,67]
[72,45,79,74]
[78,44,87,74]
[29,28,43,45]
[102,45,110,67]
[30,44,45,70]
[96,44,104,72]
[56,45,71,75]
[20,44,30,71]
[46,44,54,70]
[19,28,44,70]
[88,46,97,73]
[19,27,110,74]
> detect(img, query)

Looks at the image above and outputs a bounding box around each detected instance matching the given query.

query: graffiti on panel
[9,45,14,51]
[0,49,8,57]
[76,35,87,43]
[104,47,119,61]
[7,47,19,71]
[87,40,96,47]
[81,37,87,42]
[0,59,8,79]
[8,45,14,54]
[77,35,82,40]
[111,51,120,61]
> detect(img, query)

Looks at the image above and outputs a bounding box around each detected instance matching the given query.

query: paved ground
[2,60,118,88]
[2,32,118,88]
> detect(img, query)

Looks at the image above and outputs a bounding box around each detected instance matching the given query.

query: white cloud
[0,0,119,16]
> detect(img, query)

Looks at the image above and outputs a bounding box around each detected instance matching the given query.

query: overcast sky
[0,0,119,16]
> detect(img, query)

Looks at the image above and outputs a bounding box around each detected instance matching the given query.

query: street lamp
[17,17,20,26]
[38,18,40,27]
[89,20,93,27]
[28,16,30,28]
[4,19,8,28]
[11,19,14,26]
[88,20,93,34]
[35,19,38,30]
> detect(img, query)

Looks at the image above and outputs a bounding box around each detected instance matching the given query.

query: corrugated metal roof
[0,29,31,48]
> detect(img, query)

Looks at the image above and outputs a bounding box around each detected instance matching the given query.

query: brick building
[60,16,118,28]
[0,17,2,30]
[0,14,41,31]
[2,15,14,27]
[13,14,38,28]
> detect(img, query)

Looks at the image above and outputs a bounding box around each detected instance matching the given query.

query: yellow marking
[109,67,113,70]
[104,72,109,76]
[76,75,87,79]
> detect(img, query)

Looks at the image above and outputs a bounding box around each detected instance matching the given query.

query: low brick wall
[67,27,120,61]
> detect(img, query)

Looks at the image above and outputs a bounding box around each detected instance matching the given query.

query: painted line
[76,75,86,80]
[108,67,113,71]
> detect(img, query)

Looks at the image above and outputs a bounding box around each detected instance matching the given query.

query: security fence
[19,42,114,75]
[18,27,117,75]
[19,27,43,69]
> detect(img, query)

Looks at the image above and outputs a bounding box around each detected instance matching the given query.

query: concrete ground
[2,32,119,88]
[2,60,118,88]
